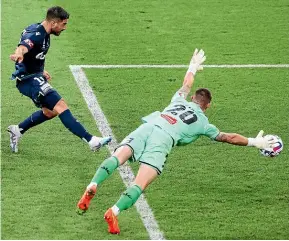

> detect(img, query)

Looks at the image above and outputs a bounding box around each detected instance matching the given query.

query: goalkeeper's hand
[247,130,276,149]
[187,49,206,76]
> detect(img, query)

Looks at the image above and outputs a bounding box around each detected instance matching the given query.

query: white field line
[70,64,289,69]
[69,65,165,240]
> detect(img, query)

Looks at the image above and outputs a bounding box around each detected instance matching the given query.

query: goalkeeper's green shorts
[117,123,173,174]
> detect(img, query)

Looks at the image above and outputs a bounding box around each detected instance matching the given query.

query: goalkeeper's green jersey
[141,90,220,146]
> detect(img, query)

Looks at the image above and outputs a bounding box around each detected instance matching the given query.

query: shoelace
[11,132,18,144]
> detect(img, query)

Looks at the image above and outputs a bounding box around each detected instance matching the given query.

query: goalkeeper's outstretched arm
[175,49,206,99]
[177,72,195,99]
[215,132,250,146]
[215,130,275,149]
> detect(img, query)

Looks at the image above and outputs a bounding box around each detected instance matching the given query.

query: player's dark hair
[194,88,212,104]
[46,6,70,21]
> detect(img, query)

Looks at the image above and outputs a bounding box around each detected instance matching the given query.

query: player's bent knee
[113,145,133,165]
[53,99,68,114]
[42,108,58,118]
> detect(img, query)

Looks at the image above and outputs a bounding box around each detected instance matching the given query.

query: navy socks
[19,110,50,134]
[58,109,92,142]
[18,109,93,142]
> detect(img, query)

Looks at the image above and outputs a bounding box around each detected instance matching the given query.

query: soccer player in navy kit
[8,6,111,152]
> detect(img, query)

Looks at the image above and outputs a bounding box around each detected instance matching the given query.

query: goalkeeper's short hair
[194,88,212,105]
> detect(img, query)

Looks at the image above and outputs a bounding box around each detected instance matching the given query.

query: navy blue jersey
[12,23,50,79]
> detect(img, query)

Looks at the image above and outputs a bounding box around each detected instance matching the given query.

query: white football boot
[7,125,22,153]
[88,136,112,151]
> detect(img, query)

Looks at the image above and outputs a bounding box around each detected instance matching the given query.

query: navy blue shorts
[16,73,62,110]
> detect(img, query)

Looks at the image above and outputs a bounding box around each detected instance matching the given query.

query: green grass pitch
[1,0,289,239]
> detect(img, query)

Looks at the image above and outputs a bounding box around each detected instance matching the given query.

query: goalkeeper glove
[247,130,275,149]
[187,48,206,76]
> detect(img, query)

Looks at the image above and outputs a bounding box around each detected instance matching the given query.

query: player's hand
[187,49,206,75]
[43,70,51,81]
[10,53,24,63]
[252,130,276,149]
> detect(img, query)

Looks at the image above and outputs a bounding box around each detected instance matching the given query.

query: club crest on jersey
[24,39,34,48]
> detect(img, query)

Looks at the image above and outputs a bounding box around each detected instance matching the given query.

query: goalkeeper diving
[76,49,276,234]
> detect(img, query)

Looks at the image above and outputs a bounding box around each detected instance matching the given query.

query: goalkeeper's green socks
[111,184,143,215]
[90,156,119,186]
[89,157,142,215]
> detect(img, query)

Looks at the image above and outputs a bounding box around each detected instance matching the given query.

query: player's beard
[51,29,63,36]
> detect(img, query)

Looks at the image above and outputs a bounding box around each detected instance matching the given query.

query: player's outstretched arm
[10,45,28,63]
[215,130,275,149]
[178,49,206,99]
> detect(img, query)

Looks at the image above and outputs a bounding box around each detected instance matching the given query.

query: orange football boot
[104,208,120,234]
[76,184,97,215]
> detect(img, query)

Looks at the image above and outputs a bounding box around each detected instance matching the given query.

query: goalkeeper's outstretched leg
[76,145,133,214]
[104,163,158,234]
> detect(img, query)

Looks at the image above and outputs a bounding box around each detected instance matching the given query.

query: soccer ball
[259,135,283,157]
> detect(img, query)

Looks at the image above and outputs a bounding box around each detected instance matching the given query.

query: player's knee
[53,99,68,114]
[113,145,133,165]
[42,108,58,119]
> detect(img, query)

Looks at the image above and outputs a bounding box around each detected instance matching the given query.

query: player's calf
[57,108,112,150]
